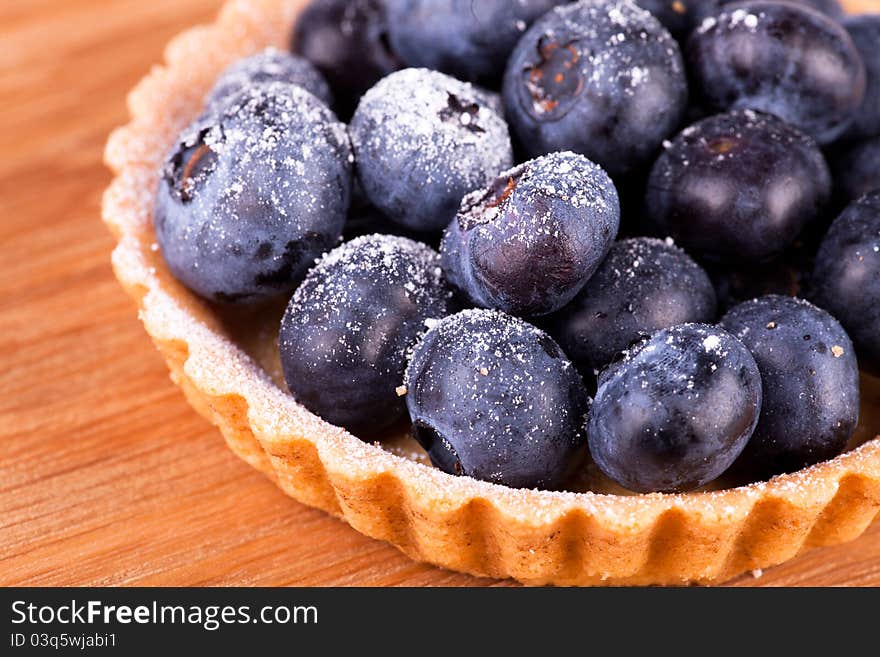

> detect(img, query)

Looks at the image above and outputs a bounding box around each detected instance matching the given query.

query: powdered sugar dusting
[703,334,721,352]
[350,68,513,229]
[699,7,766,35]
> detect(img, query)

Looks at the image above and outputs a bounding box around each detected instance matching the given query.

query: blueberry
[291,0,400,119]
[502,0,688,178]
[588,323,762,493]
[386,0,567,85]
[721,0,844,19]
[404,309,590,490]
[155,83,352,304]
[440,152,619,317]
[811,191,880,375]
[205,47,333,110]
[350,68,513,233]
[635,1,721,42]
[830,135,880,206]
[550,238,717,376]
[720,295,859,479]
[840,14,880,140]
[645,109,831,263]
[279,235,455,433]
[687,1,865,145]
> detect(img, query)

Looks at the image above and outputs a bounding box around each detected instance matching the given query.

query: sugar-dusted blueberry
[350,68,513,233]
[840,14,880,140]
[404,309,590,490]
[811,191,880,375]
[502,0,688,178]
[441,152,619,317]
[830,135,880,206]
[291,0,400,118]
[588,323,762,493]
[387,0,566,85]
[155,83,352,304]
[645,110,831,263]
[279,235,455,433]
[687,1,865,145]
[720,295,859,479]
[551,238,717,376]
[205,47,332,110]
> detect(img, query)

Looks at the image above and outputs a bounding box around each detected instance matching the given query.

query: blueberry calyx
[523,37,583,118]
[438,93,486,134]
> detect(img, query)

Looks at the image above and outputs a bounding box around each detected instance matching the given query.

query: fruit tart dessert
[104,0,880,585]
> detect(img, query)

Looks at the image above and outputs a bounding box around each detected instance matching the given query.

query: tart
[103,0,880,585]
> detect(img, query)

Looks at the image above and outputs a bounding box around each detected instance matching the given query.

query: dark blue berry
[720,295,859,479]
[350,68,513,233]
[440,151,620,317]
[830,135,880,206]
[687,1,865,145]
[404,309,590,489]
[205,47,333,110]
[155,82,352,304]
[588,323,762,493]
[811,191,880,375]
[279,235,456,433]
[840,14,880,140]
[502,0,688,178]
[645,109,831,263]
[550,238,717,376]
[387,0,566,85]
[291,0,400,118]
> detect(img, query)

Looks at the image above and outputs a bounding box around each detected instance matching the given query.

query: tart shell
[103,0,880,585]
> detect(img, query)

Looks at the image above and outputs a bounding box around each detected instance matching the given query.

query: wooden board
[1,0,879,587]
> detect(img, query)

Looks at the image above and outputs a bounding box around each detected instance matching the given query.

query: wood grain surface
[2,0,879,587]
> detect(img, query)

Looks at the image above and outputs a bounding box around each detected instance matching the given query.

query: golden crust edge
[100,0,880,586]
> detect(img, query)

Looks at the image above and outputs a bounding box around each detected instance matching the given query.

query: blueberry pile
[155,0,880,493]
